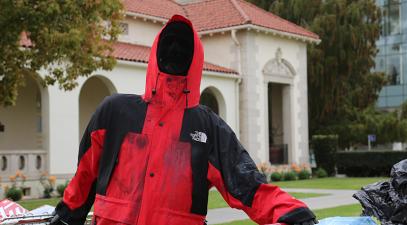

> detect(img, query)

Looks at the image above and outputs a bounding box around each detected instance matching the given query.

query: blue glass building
[375,0,407,109]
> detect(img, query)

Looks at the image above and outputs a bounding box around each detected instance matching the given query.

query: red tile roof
[124,0,319,40]
[19,33,237,74]
[123,0,185,19]
[112,42,238,74]
[112,42,150,63]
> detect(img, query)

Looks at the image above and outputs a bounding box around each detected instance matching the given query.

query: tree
[318,106,407,149]
[248,0,386,138]
[0,0,123,106]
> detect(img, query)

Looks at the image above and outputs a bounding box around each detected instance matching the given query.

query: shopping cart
[0,214,93,225]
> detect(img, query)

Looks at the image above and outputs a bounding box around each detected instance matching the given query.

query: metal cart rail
[0,214,93,225]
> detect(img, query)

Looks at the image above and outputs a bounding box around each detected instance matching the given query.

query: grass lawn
[208,191,327,209]
[216,204,363,225]
[209,191,229,209]
[18,197,61,210]
[16,191,327,211]
[273,177,387,190]
[314,204,362,219]
[289,192,328,199]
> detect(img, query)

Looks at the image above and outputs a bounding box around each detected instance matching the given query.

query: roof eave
[116,59,239,76]
[199,24,320,44]
[124,11,320,44]
[125,11,168,24]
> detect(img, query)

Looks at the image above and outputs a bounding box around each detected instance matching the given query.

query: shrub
[270,172,283,182]
[6,187,23,201]
[314,168,328,178]
[283,171,297,181]
[337,150,407,177]
[298,169,311,180]
[57,181,69,197]
[312,135,338,176]
[40,172,56,198]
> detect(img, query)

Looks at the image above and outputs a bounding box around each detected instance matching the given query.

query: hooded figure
[51,15,317,225]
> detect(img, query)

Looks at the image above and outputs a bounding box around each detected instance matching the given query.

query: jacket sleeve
[54,98,109,225]
[206,112,315,225]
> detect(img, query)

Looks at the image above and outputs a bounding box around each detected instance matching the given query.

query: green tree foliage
[249,0,322,27]
[248,0,387,145]
[0,0,123,106]
[306,0,386,131]
[320,106,407,149]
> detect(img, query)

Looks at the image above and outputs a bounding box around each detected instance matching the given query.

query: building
[0,0,319,197]
[375,0,407,109]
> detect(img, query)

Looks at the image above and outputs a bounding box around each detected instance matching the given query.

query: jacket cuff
[277,207,316,224]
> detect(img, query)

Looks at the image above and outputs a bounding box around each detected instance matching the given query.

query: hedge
[312,135,338,176]
[337,150,407,177]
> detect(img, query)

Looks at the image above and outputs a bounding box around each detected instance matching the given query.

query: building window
[1,156,7,171]
[119,22,129,35]
[19,156,25,170]
[375,43,403,85]
[382,0,402,36]
[387,54,401,85]
[36,155,42,170]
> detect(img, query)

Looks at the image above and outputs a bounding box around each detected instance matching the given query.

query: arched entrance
[79,76,117,138]
[200,87,226,119]
[0,75,48,176]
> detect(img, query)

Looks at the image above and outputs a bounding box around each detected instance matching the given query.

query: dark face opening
[157,21,194,76]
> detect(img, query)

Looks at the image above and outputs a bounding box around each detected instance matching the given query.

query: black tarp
[353,159,407,225]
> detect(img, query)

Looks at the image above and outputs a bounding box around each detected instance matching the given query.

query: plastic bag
[353,159,407,225]
[318,217,377,225]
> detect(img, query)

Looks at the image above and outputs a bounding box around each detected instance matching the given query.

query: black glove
[293,218,319,225]
[49,211,68,225]
[278,207,319,225]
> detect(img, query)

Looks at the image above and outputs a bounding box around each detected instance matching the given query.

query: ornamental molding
[262,48,296,78]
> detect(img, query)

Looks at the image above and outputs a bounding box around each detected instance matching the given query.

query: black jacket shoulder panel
[96,94,148,195]
[96,93,146,130]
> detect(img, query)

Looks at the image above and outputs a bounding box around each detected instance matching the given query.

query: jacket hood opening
[157,21,194,76]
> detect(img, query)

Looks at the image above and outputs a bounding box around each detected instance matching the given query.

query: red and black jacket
[54,15,315,225]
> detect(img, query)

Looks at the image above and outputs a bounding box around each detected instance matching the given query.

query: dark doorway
[268,83,288,164]
[200,89,219,115]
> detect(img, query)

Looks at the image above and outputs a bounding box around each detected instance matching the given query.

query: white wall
[201,32,239,72]
[119,17,164,46]
[201,73,240,134]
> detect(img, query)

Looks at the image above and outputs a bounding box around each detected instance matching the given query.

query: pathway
[206,188,359,224]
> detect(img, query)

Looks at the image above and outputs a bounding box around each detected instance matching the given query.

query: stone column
[238,32,264,163]
[47,85,80,176]
[282,85,295,163]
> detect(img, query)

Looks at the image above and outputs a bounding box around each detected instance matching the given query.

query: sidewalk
[206,188,359,224]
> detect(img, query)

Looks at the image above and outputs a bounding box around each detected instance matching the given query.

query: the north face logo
[190,131,207,143]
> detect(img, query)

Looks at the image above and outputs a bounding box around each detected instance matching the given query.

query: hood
[143,15,204,109]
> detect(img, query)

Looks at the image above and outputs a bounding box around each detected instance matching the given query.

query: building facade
[376,0,407,109]
[0,0,319,197]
